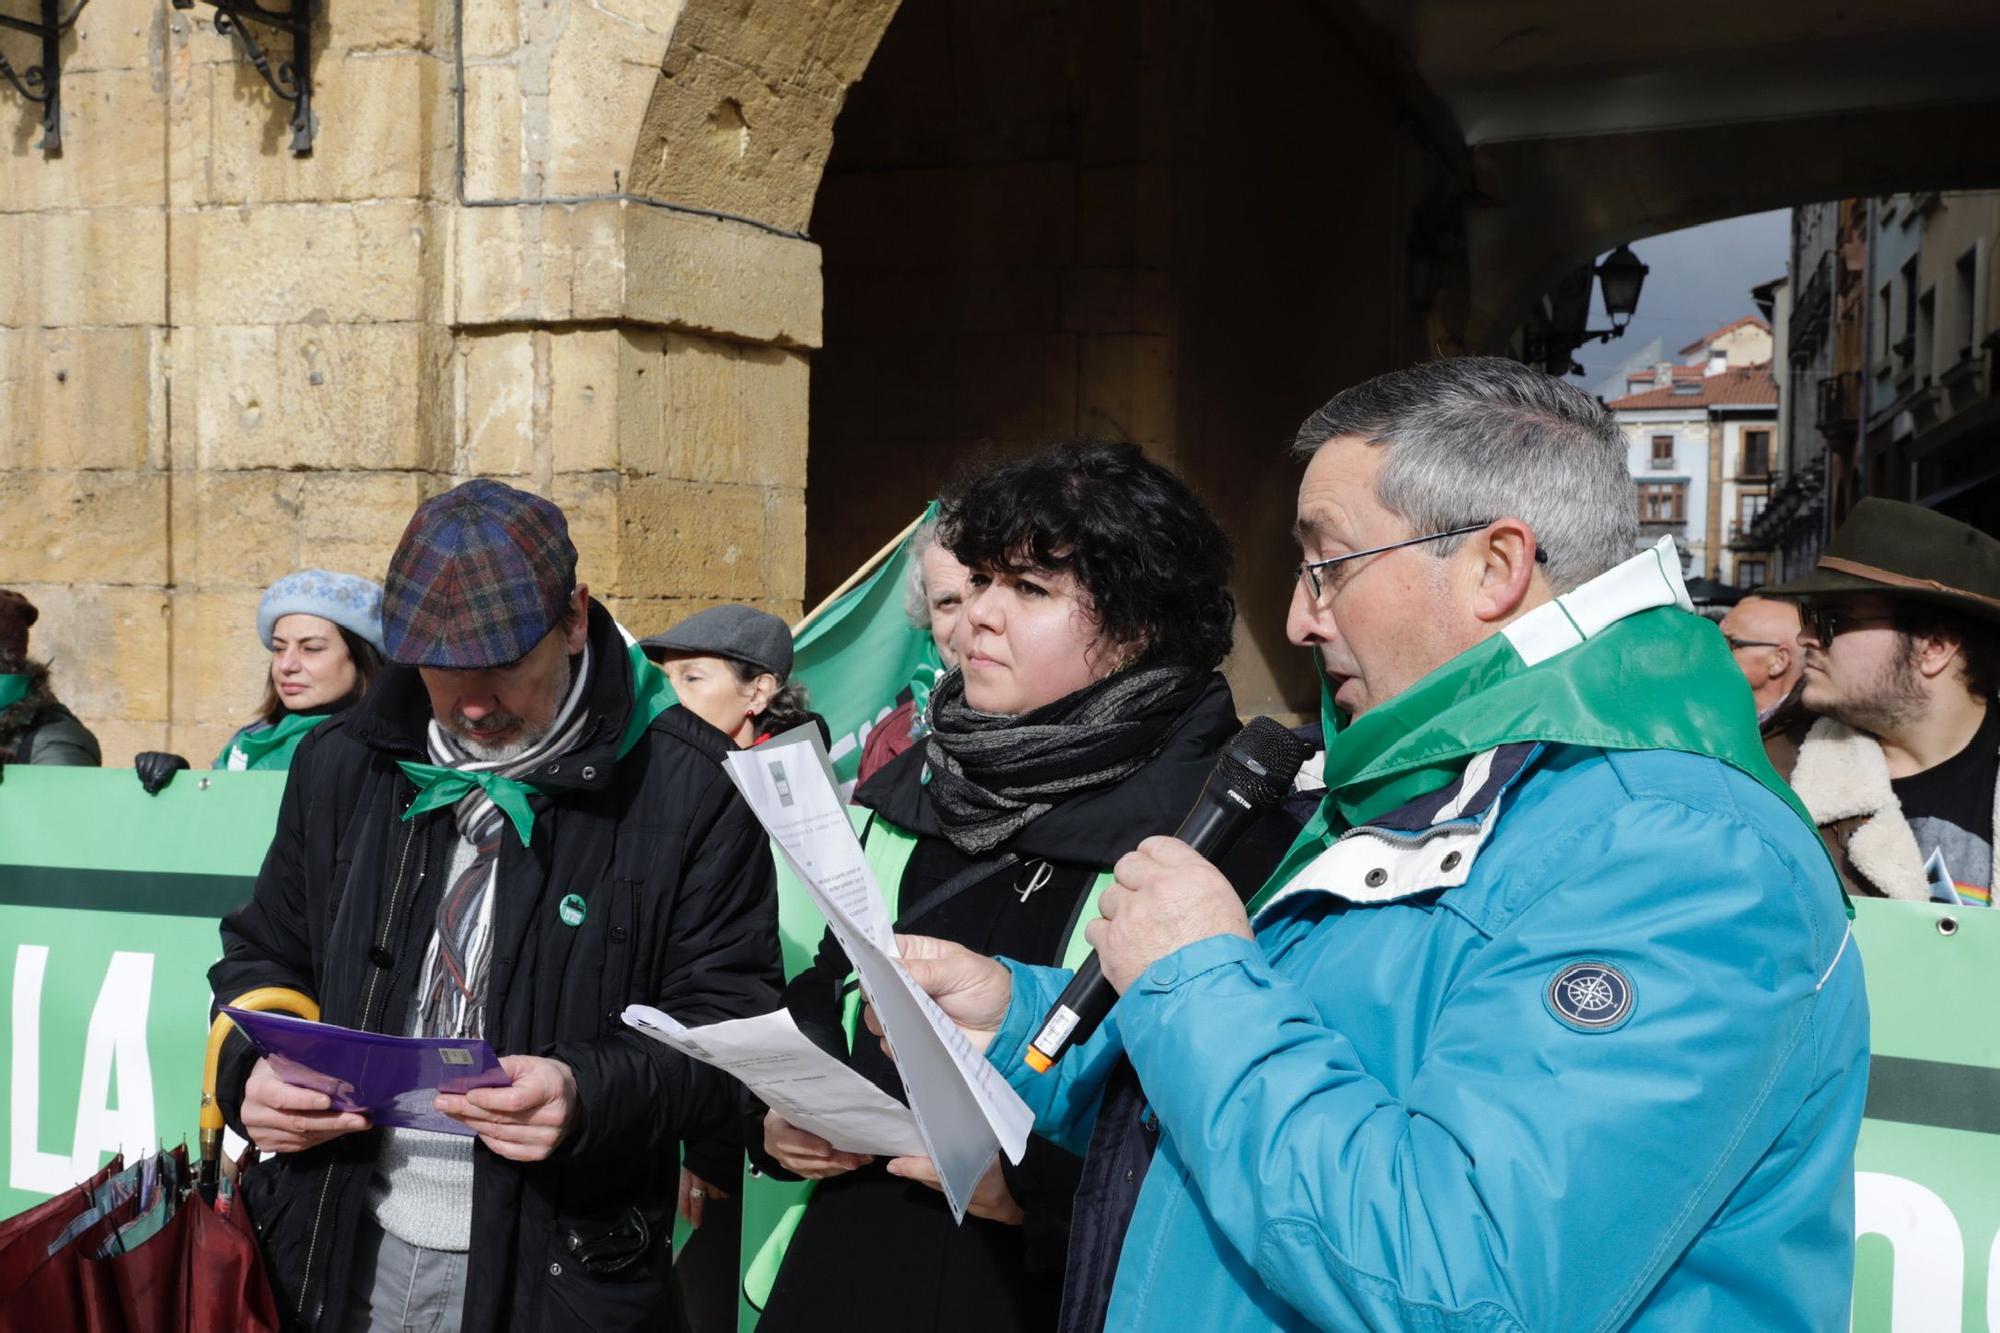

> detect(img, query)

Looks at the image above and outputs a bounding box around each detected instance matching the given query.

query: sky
[1569,209,1790,391]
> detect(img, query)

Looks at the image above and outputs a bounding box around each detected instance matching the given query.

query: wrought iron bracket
[171,0,315,154]
[0,0,85,154]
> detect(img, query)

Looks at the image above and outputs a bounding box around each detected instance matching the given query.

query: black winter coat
[210,604,781,1332]
[749,672,1299,1333]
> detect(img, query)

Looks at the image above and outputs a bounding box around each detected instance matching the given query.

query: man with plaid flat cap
[211,479,781,1332]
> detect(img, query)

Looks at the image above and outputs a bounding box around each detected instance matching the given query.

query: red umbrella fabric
[0,1148,280,1332]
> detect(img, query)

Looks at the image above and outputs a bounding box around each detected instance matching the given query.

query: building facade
[1606,319,1777,584]
[1864,191,2000,526]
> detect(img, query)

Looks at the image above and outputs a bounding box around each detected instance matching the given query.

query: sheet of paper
[722,732,1036,1222]
[726,727,897,955]
[623,1004,928,1159]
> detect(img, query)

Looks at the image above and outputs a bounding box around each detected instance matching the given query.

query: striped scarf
[414,642,593,1039]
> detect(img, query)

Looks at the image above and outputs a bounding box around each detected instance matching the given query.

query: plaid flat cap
[382,479,578,668]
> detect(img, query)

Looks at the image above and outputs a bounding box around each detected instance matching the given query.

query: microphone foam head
[1217,716,1313,809]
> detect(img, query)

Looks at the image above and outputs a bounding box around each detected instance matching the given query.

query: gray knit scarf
[922,663,1203,855]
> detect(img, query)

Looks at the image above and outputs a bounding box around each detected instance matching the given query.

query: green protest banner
[791,502,943,796]
[0,766,285,1220]
[1850,897,2000,1332]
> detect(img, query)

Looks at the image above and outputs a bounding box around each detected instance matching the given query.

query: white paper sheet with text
[722,729,1035,1222]
[622,1005,928,1159]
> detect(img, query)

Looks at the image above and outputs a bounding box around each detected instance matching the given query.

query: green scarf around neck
[0,674,30,712]
[1253,540,1839,912]
[217,710,330,772]
[395,641,677,846]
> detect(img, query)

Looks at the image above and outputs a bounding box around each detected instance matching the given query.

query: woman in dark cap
[642,605,814,750]
[640,603,816,1333]
[0,588,101,767]
[748,441,1296,1333]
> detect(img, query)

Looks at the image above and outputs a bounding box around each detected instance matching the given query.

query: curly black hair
[939,440,1235,674]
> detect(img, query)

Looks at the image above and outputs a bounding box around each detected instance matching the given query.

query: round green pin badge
[558,893,587,927]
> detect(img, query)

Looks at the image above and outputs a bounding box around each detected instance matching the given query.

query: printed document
[721,728,1035,1222]
[623,1005,927,1158]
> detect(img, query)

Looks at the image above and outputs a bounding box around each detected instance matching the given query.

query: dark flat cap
[641,605,793,679]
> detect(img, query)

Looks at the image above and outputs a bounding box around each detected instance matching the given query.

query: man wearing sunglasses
[1716,594,1811,768]
[1766,497,2000,906]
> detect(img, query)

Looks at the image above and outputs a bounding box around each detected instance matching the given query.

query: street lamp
[1520,242,1651,371]
[1595,243,1649,335]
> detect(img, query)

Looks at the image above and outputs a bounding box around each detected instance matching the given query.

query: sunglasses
[1801,602,1901,644]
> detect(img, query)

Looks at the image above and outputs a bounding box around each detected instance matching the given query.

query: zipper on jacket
[299,808,423,1325]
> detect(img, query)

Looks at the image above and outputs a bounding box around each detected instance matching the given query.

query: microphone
[1023,716,1312,1073]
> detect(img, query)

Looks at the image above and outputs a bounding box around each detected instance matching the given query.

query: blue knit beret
[257,570,387,652]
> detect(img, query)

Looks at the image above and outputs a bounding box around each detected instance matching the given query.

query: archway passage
[803,0,1453,719]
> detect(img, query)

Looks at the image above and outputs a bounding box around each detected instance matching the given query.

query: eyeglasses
[1295,521,1550,604]
[1723,636,1785,653]
[1801,602,1901,645]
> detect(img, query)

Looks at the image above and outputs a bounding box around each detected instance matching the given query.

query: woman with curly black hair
[749,441,1295,1332]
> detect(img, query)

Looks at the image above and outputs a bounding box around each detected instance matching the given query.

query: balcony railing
[1817,371,1860,433]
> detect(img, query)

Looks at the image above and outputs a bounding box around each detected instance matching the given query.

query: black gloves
[134,751,191,795]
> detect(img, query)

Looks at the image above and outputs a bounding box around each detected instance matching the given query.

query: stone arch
[625,0,903,233]
[440,0,904,666]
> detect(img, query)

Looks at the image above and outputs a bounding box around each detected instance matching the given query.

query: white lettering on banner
[1988,1225,2000,1333]
[1854,1171,1963,1332]
[9,945,71,1195]
[72,952,156,1180]
[5,946,157,1197]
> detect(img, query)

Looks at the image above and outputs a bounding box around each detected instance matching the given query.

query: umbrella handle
[198,987,320,1203]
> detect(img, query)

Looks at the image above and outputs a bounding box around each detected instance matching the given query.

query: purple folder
[222,1007,513,1136]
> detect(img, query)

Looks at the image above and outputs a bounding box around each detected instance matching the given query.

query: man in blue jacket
[890,357,1868,1332]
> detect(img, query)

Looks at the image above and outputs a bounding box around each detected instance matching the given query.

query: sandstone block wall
[1,0,891,765]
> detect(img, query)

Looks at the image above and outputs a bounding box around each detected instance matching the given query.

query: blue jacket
[988,741,1868,1332]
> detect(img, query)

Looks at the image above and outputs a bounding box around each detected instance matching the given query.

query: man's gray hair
[903,518,939,629]
[1292,357,1637,594]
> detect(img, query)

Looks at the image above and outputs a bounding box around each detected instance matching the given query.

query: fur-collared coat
[1781,715,2000,901]
[0,660,101,766]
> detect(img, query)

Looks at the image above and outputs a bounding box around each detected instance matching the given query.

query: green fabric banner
[1848,898,2000,1332]
[790,502,943,793]
[0,767,285,1220]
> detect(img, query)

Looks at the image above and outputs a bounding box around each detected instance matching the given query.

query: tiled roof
[1607,362,1778,410]
[1677,315,1771,356]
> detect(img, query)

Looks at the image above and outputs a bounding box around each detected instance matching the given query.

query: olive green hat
[1761,497,2000,622]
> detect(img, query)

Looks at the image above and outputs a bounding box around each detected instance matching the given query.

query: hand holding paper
[624,1005,928,1160]
[869,934,1016,1057]
[719,729,1036,1222]
[434,1054,578,1162]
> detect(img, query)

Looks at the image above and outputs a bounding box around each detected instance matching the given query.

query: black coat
[750,673,1299,1333]
[210,603,781,1333]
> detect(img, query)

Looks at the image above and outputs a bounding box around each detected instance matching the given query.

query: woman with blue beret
[215,570,387,771]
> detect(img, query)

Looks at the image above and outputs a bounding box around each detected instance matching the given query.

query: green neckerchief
[1252,540,1844,915]
[216,711,328,771]
[0,674,30,711]
[396,642,676,847]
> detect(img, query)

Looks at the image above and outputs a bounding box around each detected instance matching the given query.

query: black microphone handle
[1022,792,1255,1072]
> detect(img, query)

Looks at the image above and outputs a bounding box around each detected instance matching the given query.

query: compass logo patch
[1545,961,1634,1033]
